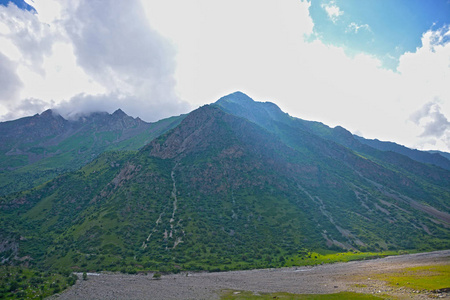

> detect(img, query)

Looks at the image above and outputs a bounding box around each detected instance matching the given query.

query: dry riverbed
[53,250,450,300]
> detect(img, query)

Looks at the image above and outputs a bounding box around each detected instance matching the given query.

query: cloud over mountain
[0,0,449,152]
[0,52,22,103]
[57,0,190,120]
[0,0,190,121]
[410,101,450,148]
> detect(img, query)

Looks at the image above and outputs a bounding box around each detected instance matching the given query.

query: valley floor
[53,250,449,300]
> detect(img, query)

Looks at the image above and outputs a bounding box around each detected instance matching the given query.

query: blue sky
[0,0,449,152]
[0,0,34,11]
[309,0,450,69]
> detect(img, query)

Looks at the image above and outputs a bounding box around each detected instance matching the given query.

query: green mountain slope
[215,91,450,171]
[355,136,450,170]
[1,101,448,273]
[215,92,450,211]
[0,109,185,195]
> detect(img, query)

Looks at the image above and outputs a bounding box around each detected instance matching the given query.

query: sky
[0,0,449,152]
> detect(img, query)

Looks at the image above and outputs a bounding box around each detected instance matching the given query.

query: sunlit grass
[221,290,383,299]
[373,264,450,291]
[284,251,398,268]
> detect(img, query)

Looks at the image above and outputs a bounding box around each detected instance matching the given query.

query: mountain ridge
[1,95,448,273]
[0,108,185,195]
[215,91,450,171]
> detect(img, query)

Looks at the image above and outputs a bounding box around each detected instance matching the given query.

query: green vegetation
[220,290,383,299]
[373,264,450,291]
[0,94,449,298]
[0,266,77,299]
[1,105,449,277]
[283,251,398,267]
[0,112,184,196]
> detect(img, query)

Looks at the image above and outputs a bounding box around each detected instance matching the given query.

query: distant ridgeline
[0,92,449,273]
[0,109,185,196]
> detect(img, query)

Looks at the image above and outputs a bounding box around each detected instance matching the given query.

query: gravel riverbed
[53,250,450,300]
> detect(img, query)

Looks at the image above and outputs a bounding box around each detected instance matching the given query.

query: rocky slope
[0,98,448,272]
[0,109,184,195]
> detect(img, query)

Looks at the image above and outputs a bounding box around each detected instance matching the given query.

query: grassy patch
[221,290,383,299]
[23,194,57,220]
[373,264,450,291]
[0,266,77,299]
[284,251,398,268]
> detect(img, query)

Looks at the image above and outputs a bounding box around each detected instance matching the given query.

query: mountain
[428,150,450,161]
[1,93,449,273]
[354,136,450,170]
[0,109,185,195]
[215,92,450,171]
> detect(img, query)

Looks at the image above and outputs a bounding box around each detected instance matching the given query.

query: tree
[152,272,161,280]
[82,272,87,281]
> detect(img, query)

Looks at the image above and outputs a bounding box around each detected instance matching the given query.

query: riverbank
[54,250,450,300]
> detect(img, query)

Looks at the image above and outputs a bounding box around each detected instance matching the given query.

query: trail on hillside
[142,210,165,249]
[142,163,183,250]
[297,184,364,250]
[168,163,183,248]
[169,168,177,234]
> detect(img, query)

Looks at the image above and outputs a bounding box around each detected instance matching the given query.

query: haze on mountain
[1,0,449,153]
[1,92,448,274]
[0,108,185,195]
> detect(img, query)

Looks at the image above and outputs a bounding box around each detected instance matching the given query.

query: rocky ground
[53,250,449,300]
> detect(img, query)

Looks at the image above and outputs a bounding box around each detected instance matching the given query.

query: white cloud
[0,1,99,118]
[346,22,371,34]
[24,0,62,24]
[141,0,315,106]
[1,97,53,120]
[16,42,106,102]
[57,0,191,121]
[0,52,23,103]
[0,2,60,75]
[0,0,190,122]
[410,101,450,140]
[321,1,343,23]
[396,26,450,150]
[409,100,450,151]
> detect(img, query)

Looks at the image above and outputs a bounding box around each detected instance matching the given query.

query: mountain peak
[40,109,53,115]
[39,109,60,119]
[217,91,254,104]
[112,108,127,117]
